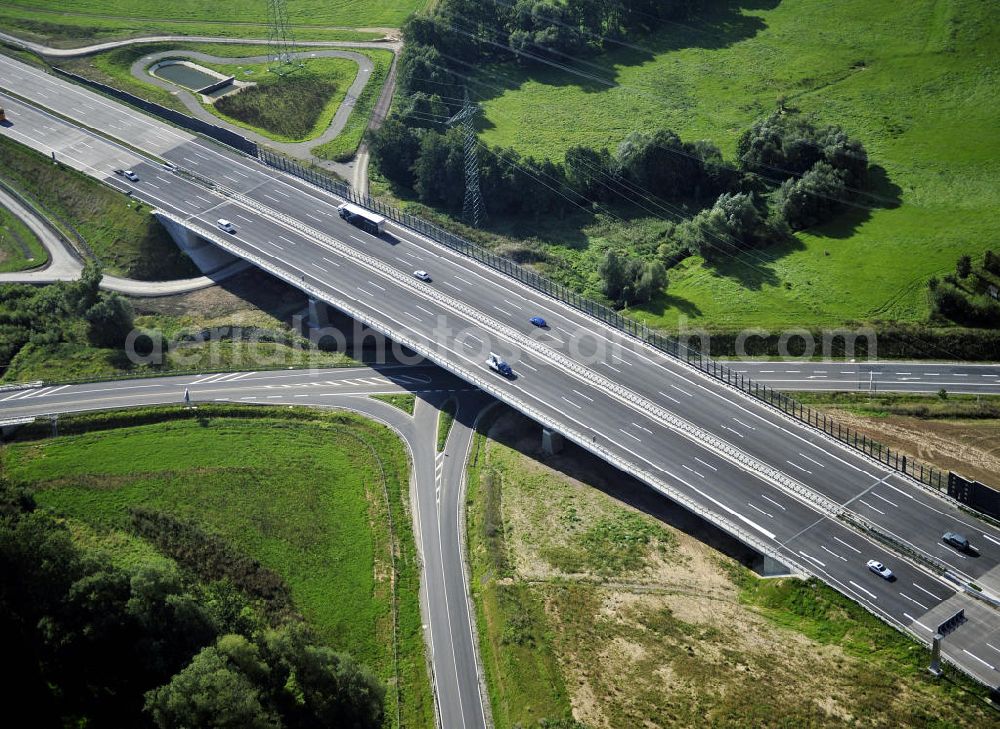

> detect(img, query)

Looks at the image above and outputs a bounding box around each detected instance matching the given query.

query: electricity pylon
[266,0,298,75]
[447,89,486,228]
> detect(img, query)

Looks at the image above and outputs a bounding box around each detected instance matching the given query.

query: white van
[217,218,236,234]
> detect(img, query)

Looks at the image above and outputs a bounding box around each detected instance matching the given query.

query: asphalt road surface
[2,55,999,688]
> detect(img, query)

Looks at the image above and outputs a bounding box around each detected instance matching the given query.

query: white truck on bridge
[337,202,385,236]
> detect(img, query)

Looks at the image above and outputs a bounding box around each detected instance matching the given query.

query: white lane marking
[722,425,744,438]
[263,194,281,203]
[505,299,523,310]
[405,312,421,321]
[733,417,755,430]
[517,360,538,372]
[618,428,642,442]
[306,213,323,223]
[820,545,847,562]
[798,452,826,468]
[881,482,915,500]
[681,464,705,478]
[631,422,653,434]
[659,391,681,404]
[322,256,340,267]
[760,494,786,511]
[911,582,944,601]
[312,263,328,272]
[227,371,257,381]
[416,305,436,317]
[981,533,1000,547]
[442,281,462,291]
[858,499,884,515]
[278,234,297,246]
[988,642,1000,655]
[561,396,581,409]
[898,592,929,611]
[834,536,861,554]
[747,502,772,518]
[368,281,386,291]
[903,613,934,633]
[694,457,718,471]
[572,389,594,402]
[871,492,898,508]
[611,353,633,365]
[785,460,812,475]
[798,551,825,568]
[454,274,473,285]
[962,650,996,670]
[670,384,692,396]
[493,305,512,316]
[358,288,374,297]
[848,580,877,600]
[235,214,254,223]
[603,363,622,373]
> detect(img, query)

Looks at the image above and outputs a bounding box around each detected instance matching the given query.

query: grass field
[0,200,47,272]
[476,0,1000,332]
[0,135,197,279]
[370,393,416,415]
[0,1,421,46]
[203,57,358,142]
[2,405,435,729]
[466,408,995,727]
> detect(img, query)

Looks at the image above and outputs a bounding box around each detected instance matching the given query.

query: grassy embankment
[466,409,995,728]
[436,397,456,452]
[2,405,435,729]
[0,135,196,279]
[0,201,48,272]
[0,0,419,47]
[201,57,359,142]
[370,393,416,416]
[1,268,356,383]
[473,0,999,333]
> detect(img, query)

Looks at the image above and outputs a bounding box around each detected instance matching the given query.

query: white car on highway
[216,218,236,234]
[123,170,139,181]
[866,559,894,580]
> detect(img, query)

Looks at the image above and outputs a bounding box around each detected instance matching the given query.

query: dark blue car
[529,316,547,328]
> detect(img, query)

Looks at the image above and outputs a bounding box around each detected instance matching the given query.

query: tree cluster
[0,480,384,729]
[739,111,869,230]
[598,249,667,306]
[928,250,1000,328]
[0,263,134,373]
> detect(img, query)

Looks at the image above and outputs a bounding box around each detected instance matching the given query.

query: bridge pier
[541,428,564,455]
[153,211,239,274]
[758,555,792,577]
[307,298,331,329]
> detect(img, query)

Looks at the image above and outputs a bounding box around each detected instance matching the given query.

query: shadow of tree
[638,291,703,319]
[702,232,804,290]
[809,164,903,240]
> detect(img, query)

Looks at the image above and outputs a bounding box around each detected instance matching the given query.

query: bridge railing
[253,148,973,505]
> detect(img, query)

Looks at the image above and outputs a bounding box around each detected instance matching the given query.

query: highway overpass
[2,53,1000,690]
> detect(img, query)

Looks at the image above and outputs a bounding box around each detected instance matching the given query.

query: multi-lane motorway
[733,360,1000,394]
[2,52,1000,694]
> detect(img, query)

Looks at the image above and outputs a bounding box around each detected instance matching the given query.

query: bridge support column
[541,428,564,455]
[928,634,943,677]
[307,298,331,330]
[153,211,239,274]
[759,555,791,577]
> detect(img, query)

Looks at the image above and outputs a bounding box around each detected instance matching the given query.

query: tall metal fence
[256,147,980,505]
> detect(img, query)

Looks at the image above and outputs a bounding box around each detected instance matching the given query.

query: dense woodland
[0,478,385,728]
[370,0,873,307]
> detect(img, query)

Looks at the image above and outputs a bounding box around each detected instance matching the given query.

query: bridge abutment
[154,212,239,274]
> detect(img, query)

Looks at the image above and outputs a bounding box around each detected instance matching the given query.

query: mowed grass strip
[3,405,434,729]
[0,201,48,272]
[312,49,393,161]
[477,0,1000,330]
[0,136,197,279]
